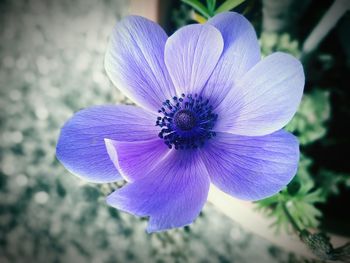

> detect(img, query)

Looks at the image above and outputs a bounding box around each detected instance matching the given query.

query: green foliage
[206,0,216,15]
[215,0,245,14]
[256,155,326,233]
[260,32,300,58]
[316,169,350,198]
[172,4,192,29]
[181,0,211,18]
[181,0,246,19]
[286,89,331,145]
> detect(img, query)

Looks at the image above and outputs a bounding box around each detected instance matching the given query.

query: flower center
[156,93,217,150]
[174,110,196,131]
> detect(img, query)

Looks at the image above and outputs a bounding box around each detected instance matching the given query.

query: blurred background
[0,0,349,262]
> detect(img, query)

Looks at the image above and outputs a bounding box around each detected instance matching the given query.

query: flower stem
[282,202,302,233]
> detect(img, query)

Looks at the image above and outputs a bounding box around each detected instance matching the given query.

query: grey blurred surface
[0,0,296,262]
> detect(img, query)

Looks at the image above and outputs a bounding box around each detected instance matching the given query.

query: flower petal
[106,151,210,232]
[104,138,170,182]
[164,24,224,96]
[201,130,299,201]
[202,12,261,108]
[105,16,175,111]
[215,52,305,136]
[56,105,158,183]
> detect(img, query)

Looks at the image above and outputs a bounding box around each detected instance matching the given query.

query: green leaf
[256,186,325,234]
[215,0,245,14]
[181,0,211,18]
[316,169,350,198]
[206,0,216,15]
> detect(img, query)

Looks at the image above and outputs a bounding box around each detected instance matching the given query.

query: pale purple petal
[214,52,305,136]
[56,105,158,183]
[164,24,223,96]
[104,138,170,182]
[202,12,261,108]
[105,16,175,111]
[201,130,299,200]
[106,151,210,232]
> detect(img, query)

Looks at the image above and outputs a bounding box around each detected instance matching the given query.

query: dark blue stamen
[155,94,217,150]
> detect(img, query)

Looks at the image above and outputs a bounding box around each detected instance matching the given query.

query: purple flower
[56,12,304,232]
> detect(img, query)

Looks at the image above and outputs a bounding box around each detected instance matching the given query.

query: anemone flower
[56,12,304,232]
